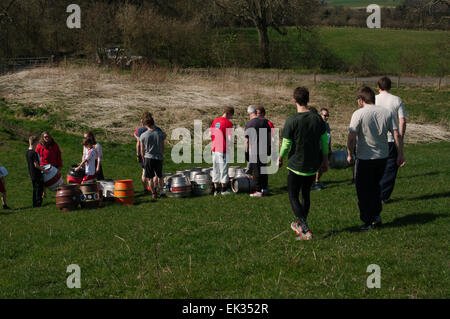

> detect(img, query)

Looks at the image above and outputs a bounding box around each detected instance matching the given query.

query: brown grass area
[0,65,448,146]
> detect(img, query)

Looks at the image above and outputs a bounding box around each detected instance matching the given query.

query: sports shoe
[296,231,313,240]
[214,190,219,197]
[261,189,269,195]
[250,191,263,198]
[290,221,303,235]
[221,189,233,195]
[372,216,382,227]
[359,223,375,232]
[311,183,322,191]
[3,204,10,210]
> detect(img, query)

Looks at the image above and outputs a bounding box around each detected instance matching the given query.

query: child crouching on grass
[75,138,97,183]
[0,165,9,209]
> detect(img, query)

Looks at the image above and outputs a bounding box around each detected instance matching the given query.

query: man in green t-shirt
[278,87,329,240]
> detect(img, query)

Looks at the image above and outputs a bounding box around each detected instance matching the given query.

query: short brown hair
[29,136,38,145]
[82,137,94,147]
[377,77,391,91]
[293,87,309,106]
[144,116,155,127]
[141,111,153,123]
[256,106,266,115]
[84,131,97,145]
[357,87,376,104]
[224,106,234,116]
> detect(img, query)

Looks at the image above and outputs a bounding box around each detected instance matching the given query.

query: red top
[36,143,63,169]
[210,116,233,153]
[267,120,274,129]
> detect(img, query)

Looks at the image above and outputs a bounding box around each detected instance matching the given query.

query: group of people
[281,76,406,239]
[3,76,407,243]
[22,131,104,208]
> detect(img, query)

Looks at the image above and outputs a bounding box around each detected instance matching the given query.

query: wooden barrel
[193,173,213,196]
[56,184,80,211]
[114,179,134,205]
[79,181,101,209]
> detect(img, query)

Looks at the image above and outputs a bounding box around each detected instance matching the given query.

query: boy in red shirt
[210,107,234,195]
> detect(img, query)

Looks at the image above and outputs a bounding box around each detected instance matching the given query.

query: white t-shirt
[349,104,398,160]
[83,143,103,161]
[375,91,407,143]
[84,148,98,176]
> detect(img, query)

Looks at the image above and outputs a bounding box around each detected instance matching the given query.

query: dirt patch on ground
[0,66,448,146]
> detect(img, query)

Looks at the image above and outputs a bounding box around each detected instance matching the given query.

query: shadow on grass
[406,192,450,201]
[322,212,447,239]
[398,171,440,179]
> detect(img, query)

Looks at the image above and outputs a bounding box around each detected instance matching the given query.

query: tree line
[0,0,448,70]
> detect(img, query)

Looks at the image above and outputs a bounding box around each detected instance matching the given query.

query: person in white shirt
[375,77,407,204]
[347,87,405,231]
[76,138,98,183]
[82,131,104,180]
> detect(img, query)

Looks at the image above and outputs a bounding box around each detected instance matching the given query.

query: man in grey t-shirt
[140,117,167,199]
[376,77,407,203]
[347,87,405,231]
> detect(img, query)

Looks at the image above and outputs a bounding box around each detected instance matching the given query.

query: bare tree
[214,0,318,67]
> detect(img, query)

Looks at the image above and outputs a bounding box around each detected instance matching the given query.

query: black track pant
[379,142,398,201]
[287,170,315,233]
[249,162,268,192]
[355,158,387,224]
[32,178,44,207]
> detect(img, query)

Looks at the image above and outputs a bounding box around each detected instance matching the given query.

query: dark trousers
[249,162,268,192]
[95,160,104,180]
[355,158,387,224]
[379,142,398,201]
[32,178,44,207]
[287,171,315,233]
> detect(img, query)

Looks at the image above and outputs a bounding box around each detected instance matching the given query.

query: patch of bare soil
[0,66,448,146]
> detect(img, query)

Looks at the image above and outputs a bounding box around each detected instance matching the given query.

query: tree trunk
[256,23,270,68]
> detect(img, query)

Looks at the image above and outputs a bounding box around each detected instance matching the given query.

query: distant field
[234,26,448,76]
[326,0,401,7]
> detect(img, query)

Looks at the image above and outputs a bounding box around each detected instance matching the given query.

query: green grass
[0,112,449,298]
[317,82,450,127]
[326,0,401,7]
[229,27,448,76]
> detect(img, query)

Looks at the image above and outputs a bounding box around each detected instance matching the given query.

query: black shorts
[144,158,163,179]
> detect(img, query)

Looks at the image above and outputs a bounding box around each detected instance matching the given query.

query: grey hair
[247,105,257,114]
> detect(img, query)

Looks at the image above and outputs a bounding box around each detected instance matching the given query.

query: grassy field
[229,27,448,76]
[326,0,401,7]
[0,108,449,298]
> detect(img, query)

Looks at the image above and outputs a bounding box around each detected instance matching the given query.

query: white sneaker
[250,191,263,198]
[221,189,233,195]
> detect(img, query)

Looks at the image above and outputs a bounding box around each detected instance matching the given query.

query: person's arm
[140,139,145,160]
[393,129,405,167]
[399,117,406,141]
[347,131,357,164]
[96,144,102,173]
[34,160,49,174]
[278,138,292,168]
